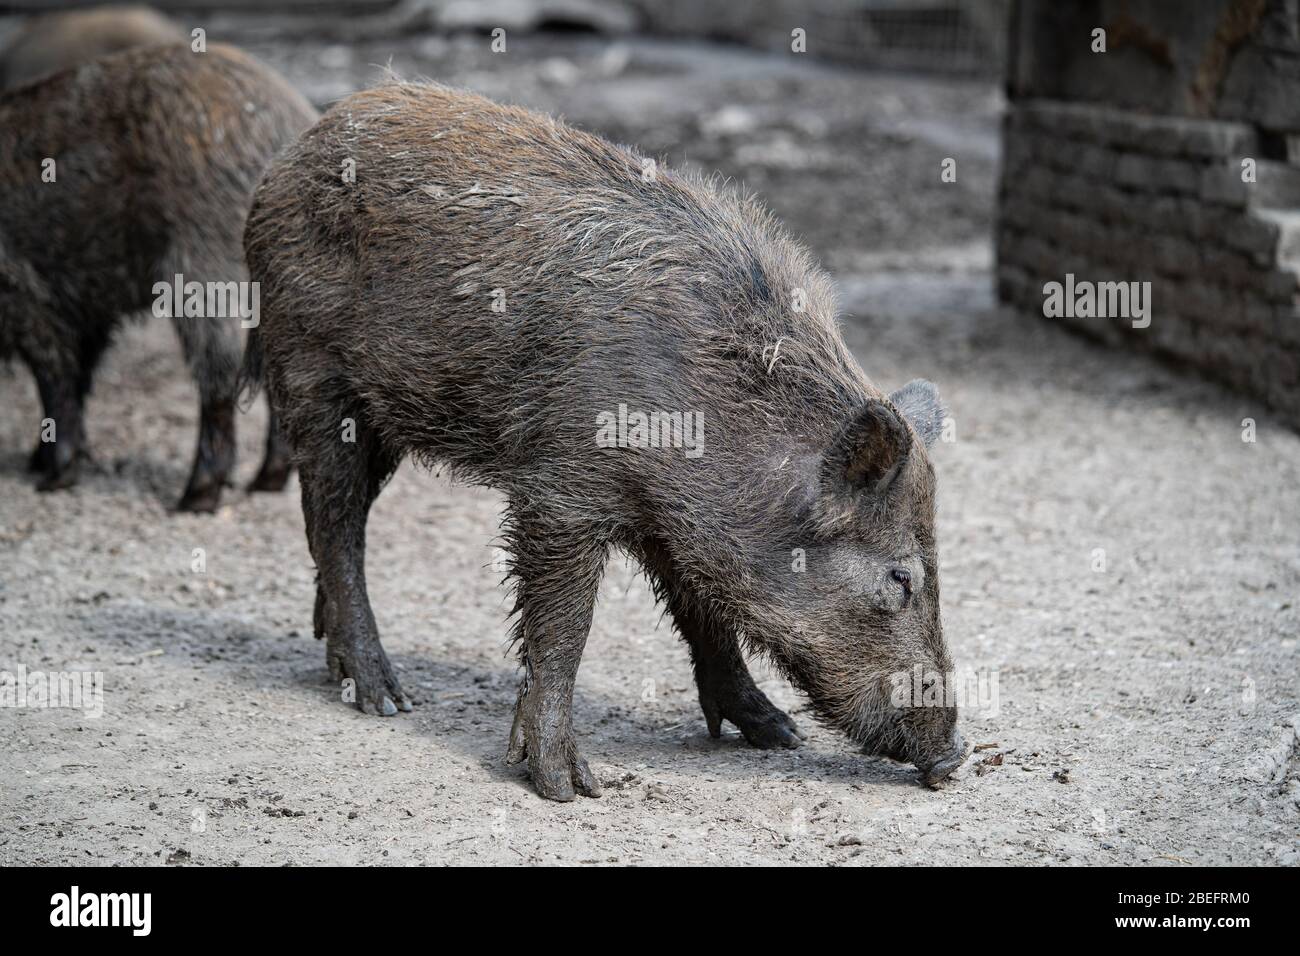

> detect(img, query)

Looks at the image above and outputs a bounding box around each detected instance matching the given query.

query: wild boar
[0,5,186,90]
[243,81,968,799]
[0,43,317,509]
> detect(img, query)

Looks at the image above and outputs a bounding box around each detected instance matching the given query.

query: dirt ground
[1,31,1297,866]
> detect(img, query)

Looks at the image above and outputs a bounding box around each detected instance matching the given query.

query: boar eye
[890,567,913,598]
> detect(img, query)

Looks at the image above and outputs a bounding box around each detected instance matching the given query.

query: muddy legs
[298,413,410,716]
[505,518,607,801]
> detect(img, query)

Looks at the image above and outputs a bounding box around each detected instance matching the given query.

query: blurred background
[1,0,1007,286]
[3,0,1296,420]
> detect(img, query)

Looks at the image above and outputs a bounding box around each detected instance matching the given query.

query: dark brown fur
[0,43,318,509]
[244,82,966,799]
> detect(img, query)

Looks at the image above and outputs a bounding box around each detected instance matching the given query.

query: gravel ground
[1,31,1296,866]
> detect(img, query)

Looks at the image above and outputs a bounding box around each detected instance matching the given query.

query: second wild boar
[0,5,186,90]
[0,43,318,509]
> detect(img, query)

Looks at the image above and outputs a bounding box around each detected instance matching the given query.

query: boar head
[728,379,967,784]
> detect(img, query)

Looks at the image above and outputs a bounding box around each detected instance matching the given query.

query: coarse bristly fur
[243,79,967,800]
[0,42,318,510]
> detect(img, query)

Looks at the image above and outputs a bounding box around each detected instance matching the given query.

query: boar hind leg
[248,401,293,492]
[505,519,606,801]
[178,394,235,514]
[170,290,240,513]
[299,418,411,717]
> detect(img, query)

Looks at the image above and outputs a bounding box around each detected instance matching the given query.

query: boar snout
[904,699,967,786]
[860,691,967,786]
[867,721,966,785]
[918,728,968,786]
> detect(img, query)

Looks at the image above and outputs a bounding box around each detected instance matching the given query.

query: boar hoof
[529,750,601,803]
[177,484,223,514]
[27,441,48,473]
[704,692,805,750]
[326,639,413,716]
[507,701,601,801]
[737,713,805,750]
[35,463,80,492]
[248,463,291,493]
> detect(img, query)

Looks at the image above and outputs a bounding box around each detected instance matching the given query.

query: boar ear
[888,379,945,449]
[824,400,912,495]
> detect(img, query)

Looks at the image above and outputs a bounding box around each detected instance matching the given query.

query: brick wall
[999,0,1300,425]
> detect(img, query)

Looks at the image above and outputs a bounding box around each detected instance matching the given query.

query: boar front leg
[669,587,804,750]
[640,541,803,748]
[29,361,88,491]
[298,418,412,716]
[18,305,101,489]
[505,516,606,801]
